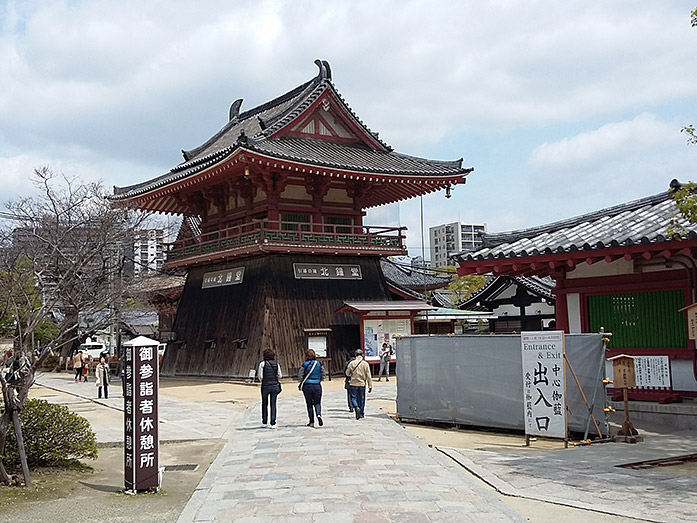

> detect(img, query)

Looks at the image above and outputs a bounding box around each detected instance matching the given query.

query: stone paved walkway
[439,430,697,523]
[177,389,525,522]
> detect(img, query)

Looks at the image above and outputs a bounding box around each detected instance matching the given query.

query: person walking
[95,355,110,399]
[72,350,84,382]
[298,349,326,427]
[257,349,282,428]
[377,343,393,382]
[345,349,372,420]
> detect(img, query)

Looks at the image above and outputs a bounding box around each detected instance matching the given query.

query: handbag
[298,360,318,390]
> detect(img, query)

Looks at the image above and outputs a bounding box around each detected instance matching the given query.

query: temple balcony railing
[164,220,407,268]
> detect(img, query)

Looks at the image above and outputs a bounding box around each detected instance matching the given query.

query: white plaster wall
[567,293,582,333]
[567,258,634,278]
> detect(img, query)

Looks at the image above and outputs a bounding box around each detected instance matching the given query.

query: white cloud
[1,0,696,239]
[528,113,696,202]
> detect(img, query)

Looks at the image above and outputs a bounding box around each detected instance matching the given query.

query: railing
[166,220,406,264]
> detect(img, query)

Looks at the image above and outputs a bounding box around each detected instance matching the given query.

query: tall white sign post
[521,331,567,444]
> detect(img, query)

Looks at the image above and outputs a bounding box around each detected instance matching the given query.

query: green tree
[0,167,149,486]
[671,8,697,234]
[441,265,487,305]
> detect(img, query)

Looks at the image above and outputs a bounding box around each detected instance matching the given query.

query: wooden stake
[11,409,31,488]
[564,354,602,437]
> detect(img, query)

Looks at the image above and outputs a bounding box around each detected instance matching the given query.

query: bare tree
[0,167,149,485]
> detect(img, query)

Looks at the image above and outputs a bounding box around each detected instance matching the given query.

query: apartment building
[133,228,164,275]
[429,222,486,268]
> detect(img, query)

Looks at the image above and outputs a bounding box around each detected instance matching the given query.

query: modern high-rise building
[133,229,164,275]
[429,222,486,268]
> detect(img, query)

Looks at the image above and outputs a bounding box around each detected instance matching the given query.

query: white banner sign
[633,356,670,388]
[521,331,567,439]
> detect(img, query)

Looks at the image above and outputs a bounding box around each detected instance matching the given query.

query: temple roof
[458,184,696,263]
[459,275,555,311]
[112,60,471,210]
[380,259,451,290]
[455,181,697,277]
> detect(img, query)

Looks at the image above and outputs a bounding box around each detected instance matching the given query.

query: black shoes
[355,409,361,420]
[317,415,323,427]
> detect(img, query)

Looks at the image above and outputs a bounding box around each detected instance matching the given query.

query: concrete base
[613,434,645,443]
[609,398,697,430]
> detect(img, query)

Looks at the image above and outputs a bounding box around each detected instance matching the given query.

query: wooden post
[11,408,31,488]
[608,354,642,443]
[564,355,602,438]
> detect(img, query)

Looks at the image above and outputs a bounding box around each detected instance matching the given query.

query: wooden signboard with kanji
[609,354,636,389]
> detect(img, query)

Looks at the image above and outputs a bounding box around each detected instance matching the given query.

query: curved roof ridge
[181,69,323,161]
[483,190,672,247]
[259,78,394,152]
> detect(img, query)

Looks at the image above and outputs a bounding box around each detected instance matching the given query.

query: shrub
[3,399,98,471]
[41,353,60,370]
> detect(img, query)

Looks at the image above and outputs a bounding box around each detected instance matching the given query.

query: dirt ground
[0,377,644,522]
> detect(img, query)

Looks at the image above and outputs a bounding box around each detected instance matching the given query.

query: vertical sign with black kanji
[521,331,566,439]
[124,340,160,491]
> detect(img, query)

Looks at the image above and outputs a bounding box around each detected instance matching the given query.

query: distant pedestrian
[82,355,90,382]
[377,343,393,382]
[95,355,110,399]
[345,349,372,420]
[72,350,84,382]
[298,349,326,427]
[258,349,282,428]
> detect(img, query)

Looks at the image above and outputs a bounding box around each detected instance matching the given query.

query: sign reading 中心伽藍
[124,340,160,491]
[202,267,245,288]
[293,263,362,280]
[521,331,567,439]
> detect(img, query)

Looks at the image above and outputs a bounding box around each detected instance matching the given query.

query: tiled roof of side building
[459,275,555,311]
[380,259,451,289]
[457,183,696,261]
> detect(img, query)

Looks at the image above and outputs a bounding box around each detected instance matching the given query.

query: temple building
[455,182,697,402]
[112,60,472,377]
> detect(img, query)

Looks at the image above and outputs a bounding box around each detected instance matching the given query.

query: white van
[78,342,108,359]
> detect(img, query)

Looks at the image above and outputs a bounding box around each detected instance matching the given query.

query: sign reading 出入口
[521,331,567,439]
[124,337,160,492]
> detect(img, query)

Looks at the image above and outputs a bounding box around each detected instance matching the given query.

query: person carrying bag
[298,349,326,427]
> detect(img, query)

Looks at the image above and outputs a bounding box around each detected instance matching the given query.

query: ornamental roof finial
[314,59,332,81]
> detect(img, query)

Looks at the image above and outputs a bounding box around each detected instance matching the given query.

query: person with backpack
[257,348,282,428]
[298,349,326,427]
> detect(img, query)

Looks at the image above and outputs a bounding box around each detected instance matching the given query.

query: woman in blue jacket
[298,349,327,427]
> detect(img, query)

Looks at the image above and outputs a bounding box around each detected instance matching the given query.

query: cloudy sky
[2,1,696,258]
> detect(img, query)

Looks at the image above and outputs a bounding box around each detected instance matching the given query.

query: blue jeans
[261,383,281,425]
[302,382,322,423]
[349,386,366,417]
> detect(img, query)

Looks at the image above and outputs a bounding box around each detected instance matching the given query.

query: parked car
[78,342,108,359]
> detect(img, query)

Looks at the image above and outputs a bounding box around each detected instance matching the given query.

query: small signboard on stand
[608,354,643,443]
[678,303,697,340]
[521,331,567,445]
